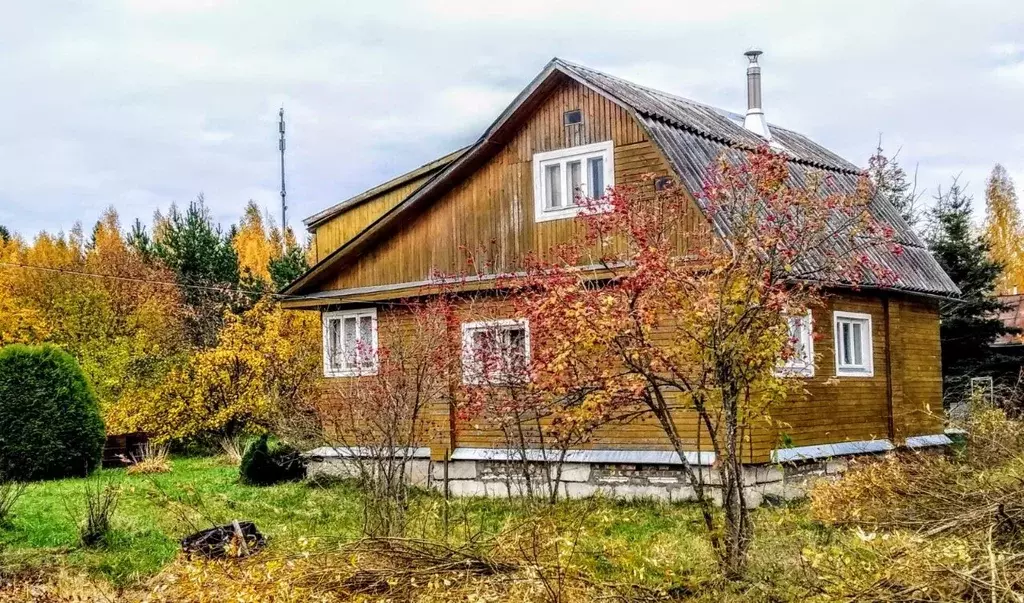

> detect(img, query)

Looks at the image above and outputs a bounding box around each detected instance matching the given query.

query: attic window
[563,110,582,125]
[532,141,614,223]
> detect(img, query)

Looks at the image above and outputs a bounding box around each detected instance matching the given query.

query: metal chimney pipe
[742,48,771,140]
[745,49,762,112]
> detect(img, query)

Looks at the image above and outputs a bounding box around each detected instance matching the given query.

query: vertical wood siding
[311,177,431,263]
[321,80,707,291]
[317,292,945,463]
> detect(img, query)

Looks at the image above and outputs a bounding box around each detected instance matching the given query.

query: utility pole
[278,107,287,233]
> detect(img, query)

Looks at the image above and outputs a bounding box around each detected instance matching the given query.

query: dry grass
[807,406,1024,601]
[142,534,667,603]
[127,443,171,475]
[218,436,247,465]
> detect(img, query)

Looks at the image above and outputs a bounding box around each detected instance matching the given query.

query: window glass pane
[852,322,863,366]
[567,160,582,206]
[545,164,562,209]
[789,317,805,362]
[329,319,341,369]
[588,156,604,197]
[507,327,527,373]
[841,322,852,365]
[358,316,374,366]
[343,317,357,367]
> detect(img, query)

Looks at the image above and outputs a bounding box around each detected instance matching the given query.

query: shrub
[0,344,105,481]
[0,479,26,526]
[239,435,305,486]
[80,479,120,547]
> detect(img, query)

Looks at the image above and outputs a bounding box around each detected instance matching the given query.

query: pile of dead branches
[807,407,1024,601]
[297,537,519,598]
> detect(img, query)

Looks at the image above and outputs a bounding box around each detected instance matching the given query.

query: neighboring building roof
[284,58,959,298]
[995,294,1024,346]
[302,146,468,231]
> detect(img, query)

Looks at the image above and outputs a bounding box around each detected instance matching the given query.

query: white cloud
[0,0,1023,237]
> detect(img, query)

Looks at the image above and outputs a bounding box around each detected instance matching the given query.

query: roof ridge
[555,58,778,130]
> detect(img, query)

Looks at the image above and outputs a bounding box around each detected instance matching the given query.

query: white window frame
[532,140,614,223]
[322,308,379,377]
[461,318,531,385]
[776,310,815,378]
[833,311,873,377]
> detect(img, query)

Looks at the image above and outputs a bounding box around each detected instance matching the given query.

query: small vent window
[563,110,582,125]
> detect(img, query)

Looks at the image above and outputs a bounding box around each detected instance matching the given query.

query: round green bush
[239,435,305,486]
[0,344,106,481]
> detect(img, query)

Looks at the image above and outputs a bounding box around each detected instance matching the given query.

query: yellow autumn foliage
[1,204,317,442]
[107,298,319,440]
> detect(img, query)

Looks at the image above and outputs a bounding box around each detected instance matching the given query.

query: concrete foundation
[306,454,855,507]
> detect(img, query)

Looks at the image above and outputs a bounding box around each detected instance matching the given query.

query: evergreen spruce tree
[153,194,241,346]
[0,225,10,244]
[868,139,921,229]
[269,239,309,291]
[125,218,155,261]
[928,179,1017,382]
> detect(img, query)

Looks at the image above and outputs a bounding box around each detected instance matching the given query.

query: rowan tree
[454,292,609,503]
[511,147,898,574]
[307,295,462,536]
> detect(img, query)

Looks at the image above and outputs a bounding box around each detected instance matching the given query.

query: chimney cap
[744,48,763,63]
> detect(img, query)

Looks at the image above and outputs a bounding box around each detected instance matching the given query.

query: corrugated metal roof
[285,57,958,298]
[556,59,862,174]
[560,60,958,297]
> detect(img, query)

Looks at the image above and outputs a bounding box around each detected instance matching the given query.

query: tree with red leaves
[508,147,900,574]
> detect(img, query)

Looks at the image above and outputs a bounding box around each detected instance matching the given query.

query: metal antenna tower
[278,107,287,232]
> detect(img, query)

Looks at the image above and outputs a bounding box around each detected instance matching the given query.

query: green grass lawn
[0,457,364,586]
[0,456,830,594]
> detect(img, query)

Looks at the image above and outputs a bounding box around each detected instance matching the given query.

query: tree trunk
[719,383,752,577]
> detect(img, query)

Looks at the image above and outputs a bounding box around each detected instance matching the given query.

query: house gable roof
[284,58,958,299]
[302,146,468,231]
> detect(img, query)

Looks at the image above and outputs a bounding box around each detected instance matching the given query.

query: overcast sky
[2,0,1023,239]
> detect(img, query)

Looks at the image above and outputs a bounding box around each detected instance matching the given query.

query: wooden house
[283,54,959,500]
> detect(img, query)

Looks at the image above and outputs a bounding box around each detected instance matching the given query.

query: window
[462,319,530,385]
[323,308,378,377]
[563,109,582,125]
[777,311,814,377]
[833,311,873,377]
[533,141,614,222]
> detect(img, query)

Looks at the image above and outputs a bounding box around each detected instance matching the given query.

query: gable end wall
[320,79,709,292]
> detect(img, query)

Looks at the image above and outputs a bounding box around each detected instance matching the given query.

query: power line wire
[0,261,301,300]
[0,260,418,306]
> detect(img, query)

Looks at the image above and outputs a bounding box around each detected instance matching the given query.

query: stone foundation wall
[307,456,854,507]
